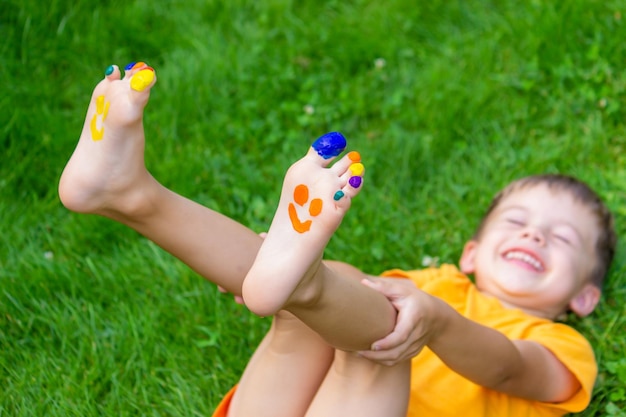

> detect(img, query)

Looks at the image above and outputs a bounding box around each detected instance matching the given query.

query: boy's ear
[569,284,601,317]
[459,241,478,274]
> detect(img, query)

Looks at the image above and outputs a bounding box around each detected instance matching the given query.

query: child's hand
[357,277,438,366]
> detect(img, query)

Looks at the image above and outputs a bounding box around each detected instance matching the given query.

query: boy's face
[459,184,601,319]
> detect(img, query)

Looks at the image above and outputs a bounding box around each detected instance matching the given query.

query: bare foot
[58,62,157,217]
[242,132,365,317]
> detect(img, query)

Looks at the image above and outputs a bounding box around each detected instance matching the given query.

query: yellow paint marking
[90,95,110,141]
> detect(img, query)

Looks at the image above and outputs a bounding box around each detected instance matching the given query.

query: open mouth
[503,250,544,272]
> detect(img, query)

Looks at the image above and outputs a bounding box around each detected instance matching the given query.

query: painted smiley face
[288,184,323,233]
[90,95,110,141]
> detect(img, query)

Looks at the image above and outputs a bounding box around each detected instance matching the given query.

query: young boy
[59,63,616,417]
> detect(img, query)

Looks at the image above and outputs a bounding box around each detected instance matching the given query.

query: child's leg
[242,139,397,351]
[59,63,263,295]
[226,311,335,417]
[306,352,411,417]
[225,312,410,417]
[60,64,397,351]
[227,302,408,417]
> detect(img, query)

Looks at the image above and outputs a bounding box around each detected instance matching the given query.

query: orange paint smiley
[288,184,323,233]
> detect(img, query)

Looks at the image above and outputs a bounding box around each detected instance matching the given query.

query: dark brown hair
[474,174,616,289]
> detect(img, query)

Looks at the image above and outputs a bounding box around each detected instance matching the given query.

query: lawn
[1,0,625,415]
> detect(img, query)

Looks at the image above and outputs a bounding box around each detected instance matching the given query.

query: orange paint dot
[293,184,309,206]
[348,151,361,162]
[131,61,146,70]
[309,198,323,216]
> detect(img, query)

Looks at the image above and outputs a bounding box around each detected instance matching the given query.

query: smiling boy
[360,174,616,415]
[59,64,616,416]
[465,178,606,320]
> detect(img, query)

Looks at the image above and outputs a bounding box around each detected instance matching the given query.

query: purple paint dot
[312,132,347,159]
[349,176,362,188]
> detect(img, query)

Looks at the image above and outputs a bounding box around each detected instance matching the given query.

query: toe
[123,61,150,78]
[129,67,156,93]
[332,156,364,207]
[337,174,363,203]
[309,132,347,163]
[340,166,364,191]
[330,150,361,176]
[104,65,121,81]
[338,157,364,200]
[122,62,136,78]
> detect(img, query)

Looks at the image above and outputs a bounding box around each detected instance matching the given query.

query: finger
[361,277,400,298]
[357,348,404,365]
[369,328,409,352]
[363,276,416,300]
[360,343,423,365]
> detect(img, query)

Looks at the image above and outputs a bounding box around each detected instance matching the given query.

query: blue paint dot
[333,190,345,201]
[105,65,114,76]
[124,62,137,70]
[312,132,347,159]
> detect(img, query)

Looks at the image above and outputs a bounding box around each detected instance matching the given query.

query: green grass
[1,0,625,415]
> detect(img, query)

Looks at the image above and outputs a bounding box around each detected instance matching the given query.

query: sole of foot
[58,62,157,216]
[242,132,365,317]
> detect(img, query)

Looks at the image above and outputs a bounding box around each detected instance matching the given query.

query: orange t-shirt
[382,264,597,417]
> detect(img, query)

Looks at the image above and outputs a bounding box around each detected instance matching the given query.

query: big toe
[130,67,156,93]
[307,132,348,166]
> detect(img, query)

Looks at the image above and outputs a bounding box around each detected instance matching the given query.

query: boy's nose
[520,227,545,245]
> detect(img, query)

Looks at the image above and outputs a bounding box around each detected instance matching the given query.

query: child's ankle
[283,263,326,310]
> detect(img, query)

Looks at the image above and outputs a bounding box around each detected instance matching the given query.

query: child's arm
[426,298,579,402]
[359,278,580,403]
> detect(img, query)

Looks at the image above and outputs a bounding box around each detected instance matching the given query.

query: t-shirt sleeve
[381,267,440,288]
[527,323,598,412]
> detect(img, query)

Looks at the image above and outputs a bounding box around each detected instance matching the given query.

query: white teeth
[504,251,542,271]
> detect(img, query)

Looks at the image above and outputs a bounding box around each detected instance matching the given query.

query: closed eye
[554,234,570,244]
[505,218,525,226]
[552,226,577,246]
[553,231,578,246]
